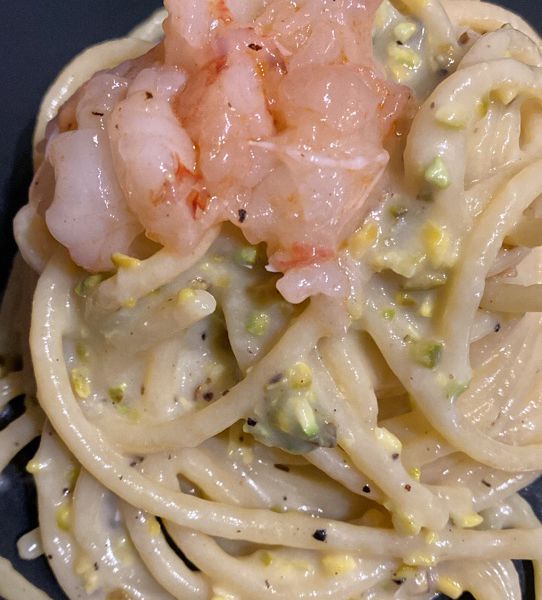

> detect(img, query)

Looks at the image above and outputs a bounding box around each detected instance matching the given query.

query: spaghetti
[1,1,542,599]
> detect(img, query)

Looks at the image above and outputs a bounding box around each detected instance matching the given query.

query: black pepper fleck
[238,208,247,223]
[274,463,290,472]
[494,323,501,333]
[362,484,371,494]
[312,529,327,542]
[247,417,257,427]
[248,43,263,51]
[481,479,492,487]
[392,453,400,460]
[203,391,214,401]
[268,373,283,385]
[404,484,412,491]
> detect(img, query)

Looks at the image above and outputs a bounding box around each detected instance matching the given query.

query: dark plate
[0,2,541,599]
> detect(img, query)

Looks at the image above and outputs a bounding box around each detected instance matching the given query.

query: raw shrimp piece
[108,67,210,251]
[175,29,276,201]
[255,0,381,68]
[163,0,214,70]
[163,0,266,69]
[242,64,398,267]
[75,73,129,130]
[22,0,412,305]
[45,129,142,272]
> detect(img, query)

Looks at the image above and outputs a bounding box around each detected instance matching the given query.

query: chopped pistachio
[321,554,357,577]
[84,573,99,595]
[389,205,409,219]
[395,564,418,579]
[453,513,483,528]
[246,312,270,336]
[422,221,452,268]
[435,104,469,129]
[424,157,450,189]
[394,22,417,43]
[388,44,421,69]
[409,466,421,481]
[74,274,105,298]
[75,342,90,361]
[177,287,196,304]
[108,383,127,404]
[74,555,99,594]
[235,246,258,267]
[115,404,140,422]
[122,297,136,309]
[409,339,443,369]
[445,379,469,400]
[26,460,46,474]
[111,253,141,269]
[381,308,396,320]
[190,277,208,291]
[396,291,417,307]
[349,222,379,259]
[56,504,72,531]
[288,362,312,388]
[70,368,91,399]
[392,510,421,536]
[437,577,463,599]
[389,63,411,83]
[294,397,319,437]
[372,250,424,278]
[74,555,93,576]
[404,553,436,567]
[347,297,364,320]
[418,296,434,318]
[113,536,135,566]
[373,0,391,29]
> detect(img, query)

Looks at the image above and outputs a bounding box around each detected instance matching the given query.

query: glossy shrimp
[21,0,411,302]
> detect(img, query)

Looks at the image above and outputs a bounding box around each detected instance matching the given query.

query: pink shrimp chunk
[46,129,143,271]
[21,0,412,301]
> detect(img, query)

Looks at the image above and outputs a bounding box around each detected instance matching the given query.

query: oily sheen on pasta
[1,1,542,599]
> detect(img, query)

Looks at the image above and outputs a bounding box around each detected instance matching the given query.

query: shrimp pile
[21,0,411,303]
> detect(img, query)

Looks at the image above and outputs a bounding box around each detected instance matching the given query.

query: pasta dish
[1,0,542,598]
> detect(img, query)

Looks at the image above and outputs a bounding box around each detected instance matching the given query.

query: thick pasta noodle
[1,1,542,599]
